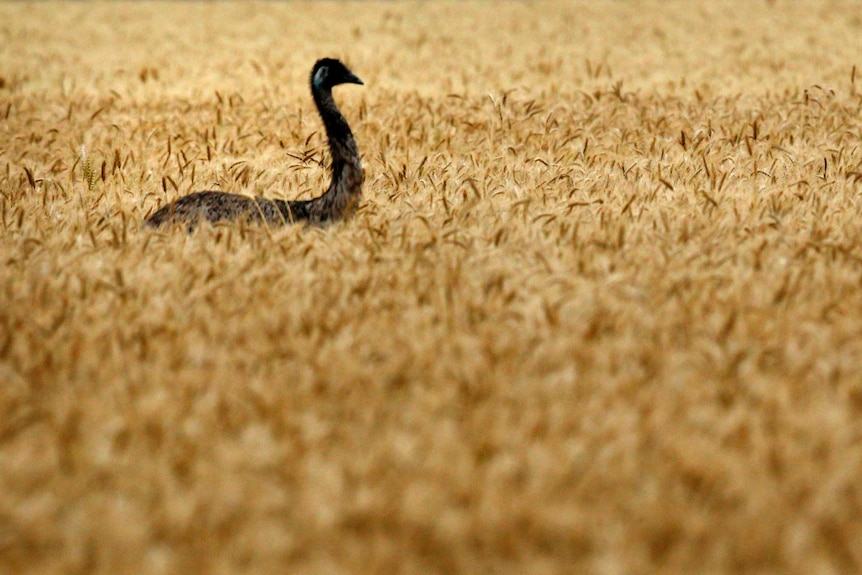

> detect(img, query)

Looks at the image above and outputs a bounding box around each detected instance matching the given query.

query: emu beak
[346,72,364,86]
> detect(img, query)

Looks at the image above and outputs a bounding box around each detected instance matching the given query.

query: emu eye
[313,66,329,87]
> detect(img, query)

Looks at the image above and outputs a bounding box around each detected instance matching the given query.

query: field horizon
[2,2,862,574]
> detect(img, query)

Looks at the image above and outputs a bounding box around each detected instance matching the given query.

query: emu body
[145,58,364,230]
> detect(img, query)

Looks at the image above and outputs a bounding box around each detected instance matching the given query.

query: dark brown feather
[145,59,363,230]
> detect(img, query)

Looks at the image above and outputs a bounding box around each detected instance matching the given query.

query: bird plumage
[144,58,364,230]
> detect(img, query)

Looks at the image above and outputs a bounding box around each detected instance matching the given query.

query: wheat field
[2,1,862,573]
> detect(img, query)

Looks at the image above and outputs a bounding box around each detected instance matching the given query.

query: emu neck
[314,87,353,146]
[309,86,363,222]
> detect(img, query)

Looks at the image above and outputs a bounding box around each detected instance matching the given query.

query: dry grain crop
[2,2,862,574]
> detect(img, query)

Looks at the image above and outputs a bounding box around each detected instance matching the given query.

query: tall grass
[1,2,862,574]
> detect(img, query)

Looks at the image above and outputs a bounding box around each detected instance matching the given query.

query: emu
[145,58,364,230]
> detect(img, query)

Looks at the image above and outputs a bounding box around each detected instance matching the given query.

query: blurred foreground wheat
[2,2,862,574]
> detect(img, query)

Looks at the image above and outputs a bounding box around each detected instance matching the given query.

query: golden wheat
[2,2,862,574]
